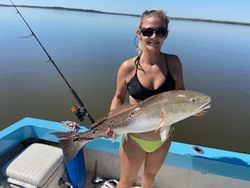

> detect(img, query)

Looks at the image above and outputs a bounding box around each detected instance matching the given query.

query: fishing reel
[71,105,95,123]
[71,105,85,122]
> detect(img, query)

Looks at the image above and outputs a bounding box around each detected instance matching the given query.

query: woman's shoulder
[164,53,181,63]
[164,53,182,68]
[163,53,183,75]
[119,56,137,73]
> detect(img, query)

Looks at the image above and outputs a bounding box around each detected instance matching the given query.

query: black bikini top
[127,55,175,100]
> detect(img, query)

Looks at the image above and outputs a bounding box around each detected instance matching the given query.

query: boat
[0,117,250,188]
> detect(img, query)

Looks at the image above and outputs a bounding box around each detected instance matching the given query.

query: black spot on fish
[128,111,135,118]
[72,134,80,142]
[190,98,196,103]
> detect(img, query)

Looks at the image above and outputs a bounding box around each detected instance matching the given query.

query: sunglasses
[140,27,167,37]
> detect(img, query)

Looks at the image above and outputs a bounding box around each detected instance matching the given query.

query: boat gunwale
[0,117,250,181]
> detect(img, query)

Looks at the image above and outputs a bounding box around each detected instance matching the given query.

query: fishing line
[9,0,95,123]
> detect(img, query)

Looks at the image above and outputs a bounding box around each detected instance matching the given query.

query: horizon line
[1,4,250,26]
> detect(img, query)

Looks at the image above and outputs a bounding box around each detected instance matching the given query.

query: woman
[109,10,184,188]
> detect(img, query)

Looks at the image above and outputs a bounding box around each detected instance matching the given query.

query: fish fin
[51,131,89,163]
[51,131,71,138]
[160,126,171,142]
[90,116,108,129]
[109,103,138,117]
[154,111,167,133]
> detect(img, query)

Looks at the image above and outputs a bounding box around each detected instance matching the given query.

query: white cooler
[2,143,66,188]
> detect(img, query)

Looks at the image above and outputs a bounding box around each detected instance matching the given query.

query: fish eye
[189,98,196,103]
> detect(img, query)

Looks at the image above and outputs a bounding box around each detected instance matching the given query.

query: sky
[1,0,250,23]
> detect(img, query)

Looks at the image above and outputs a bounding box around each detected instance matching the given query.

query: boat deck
[83,148,250,188]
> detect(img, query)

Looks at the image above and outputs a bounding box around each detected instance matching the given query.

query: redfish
[52,90,211,163]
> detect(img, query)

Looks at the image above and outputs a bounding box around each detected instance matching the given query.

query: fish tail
[51,131,70,138]
[52,131,89,163]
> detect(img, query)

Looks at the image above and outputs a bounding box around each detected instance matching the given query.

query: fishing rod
[10,0,95,124]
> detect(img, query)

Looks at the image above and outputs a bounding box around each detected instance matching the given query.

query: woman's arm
[110,61,130,111]
[171,55,185,90]
[106,61,131,137]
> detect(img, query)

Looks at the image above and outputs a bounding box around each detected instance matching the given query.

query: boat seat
[2,143,65,188]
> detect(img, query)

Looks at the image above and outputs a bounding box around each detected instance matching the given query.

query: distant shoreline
[1,4,250,26]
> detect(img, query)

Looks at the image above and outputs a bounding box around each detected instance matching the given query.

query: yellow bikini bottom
[121,134,163,153]
[121,128,174,153]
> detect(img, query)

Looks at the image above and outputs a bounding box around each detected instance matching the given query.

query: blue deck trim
[0,117,88,155]
[1,117,250,181]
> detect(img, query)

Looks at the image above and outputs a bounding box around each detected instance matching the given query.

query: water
[1,7,250,153]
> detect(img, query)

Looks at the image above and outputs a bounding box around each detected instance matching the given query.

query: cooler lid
[3,143,64,187]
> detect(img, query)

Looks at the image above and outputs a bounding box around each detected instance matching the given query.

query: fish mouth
[199,99,211,111]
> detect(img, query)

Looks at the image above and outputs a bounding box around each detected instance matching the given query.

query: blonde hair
[135,10,169,54]
[139,9,169,29]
